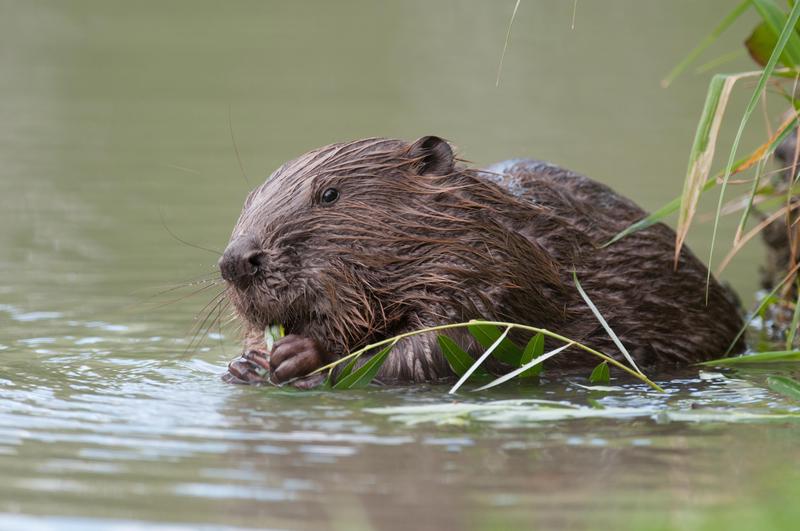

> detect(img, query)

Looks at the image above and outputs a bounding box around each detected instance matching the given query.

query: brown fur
[223,137,744,383]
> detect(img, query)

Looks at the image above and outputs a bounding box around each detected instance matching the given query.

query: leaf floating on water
[589,361,610,384]
[767,376,800,402]
[333,341,396,390]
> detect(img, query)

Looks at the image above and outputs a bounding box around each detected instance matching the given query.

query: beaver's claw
[222,350,270,385]
[222,339,329,389]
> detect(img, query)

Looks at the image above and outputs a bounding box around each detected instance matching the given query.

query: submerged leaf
[589,361,611,384]
[333,342,395,390]
[767,375,800,401]
[467,323,523,366]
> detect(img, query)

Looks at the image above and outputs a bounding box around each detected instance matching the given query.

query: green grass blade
[699,350,800,365]
[333,341,396,390]
[450,326,511,394]
[734,155,768,244]
[467,322,523,365]
[589,361,611,384]
[519,333,545,378]
[725,263,800,354]
[438,335,487,377]
[676,74,736,264]
[661,0,750,87]
[473,343,571,391]
[708,0,800,299]
[605,117,797,247]
[786,281,800,349]
[695,49,747,74]
[573,271,642,374]
[751,0,800,65]
[767,375,800,400]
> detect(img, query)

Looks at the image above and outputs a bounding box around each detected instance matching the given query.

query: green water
[1,1,798,530]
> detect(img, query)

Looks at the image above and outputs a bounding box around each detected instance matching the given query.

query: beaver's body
[219,137,743,387]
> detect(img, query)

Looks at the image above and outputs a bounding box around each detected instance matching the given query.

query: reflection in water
[1,1,798,529]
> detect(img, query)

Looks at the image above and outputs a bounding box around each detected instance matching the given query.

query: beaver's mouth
[246,288,312,337]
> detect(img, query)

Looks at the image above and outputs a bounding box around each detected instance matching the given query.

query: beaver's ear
[407,136,454,176]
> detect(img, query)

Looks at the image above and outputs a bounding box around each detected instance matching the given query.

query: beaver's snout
[219,236,266,289]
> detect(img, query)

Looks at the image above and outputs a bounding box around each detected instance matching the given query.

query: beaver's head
[219,136,563,356]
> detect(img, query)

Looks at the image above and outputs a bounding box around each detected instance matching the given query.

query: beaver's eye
[320,188,339,205]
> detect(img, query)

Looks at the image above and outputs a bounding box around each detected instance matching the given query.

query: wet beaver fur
[219,136,744,388]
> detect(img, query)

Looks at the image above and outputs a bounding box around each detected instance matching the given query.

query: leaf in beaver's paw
[264,323,285,351]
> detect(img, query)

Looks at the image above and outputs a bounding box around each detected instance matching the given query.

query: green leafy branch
[295,272,663,392]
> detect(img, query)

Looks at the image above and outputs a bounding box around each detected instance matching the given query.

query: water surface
[1,2,797,530]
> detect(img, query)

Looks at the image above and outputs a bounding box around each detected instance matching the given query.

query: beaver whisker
[158,206,222,257]
[186,290,229,355]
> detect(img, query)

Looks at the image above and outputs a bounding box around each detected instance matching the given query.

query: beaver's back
[483,159,744,366]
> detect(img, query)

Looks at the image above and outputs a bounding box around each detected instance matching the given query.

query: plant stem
[308,320,665,392]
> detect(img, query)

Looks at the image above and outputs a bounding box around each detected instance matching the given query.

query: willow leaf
[333,342,395,390]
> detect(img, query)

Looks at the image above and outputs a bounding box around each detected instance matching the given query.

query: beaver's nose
[218,237,266,288]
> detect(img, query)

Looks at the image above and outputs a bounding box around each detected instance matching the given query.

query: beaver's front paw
[223,350,270,385]
[269,335,329,384]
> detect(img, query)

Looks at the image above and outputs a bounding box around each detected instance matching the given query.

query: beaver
[219,136,744,388]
